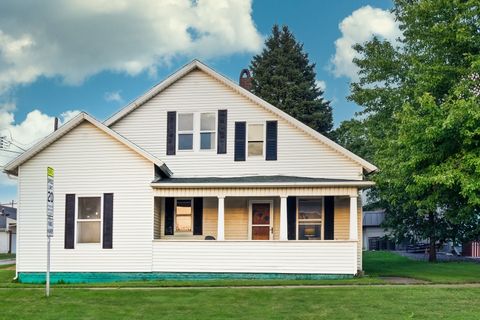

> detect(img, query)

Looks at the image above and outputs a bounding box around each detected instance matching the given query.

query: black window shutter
[217,110,228,154]
[166,111,176,155]
[193,197,203,235]
[234,121,246,161]
[287,196,297,240]
[324,196,335,240]
[266,120,278,161]
[64,194,75,249]
[164,197,175,235]
[103,193,114,249]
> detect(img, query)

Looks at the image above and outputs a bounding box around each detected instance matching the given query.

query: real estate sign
[46,167,54,237]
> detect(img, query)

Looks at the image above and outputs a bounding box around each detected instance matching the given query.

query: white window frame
[246,122,265,158]
[199,112,217,151]
[174,198,194,235]
[296,197,324,240]
[177,113,195,152]
[248,199,274,240]
[75,194,103,245]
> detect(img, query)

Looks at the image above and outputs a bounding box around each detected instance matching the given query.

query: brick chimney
[239,69,252,91]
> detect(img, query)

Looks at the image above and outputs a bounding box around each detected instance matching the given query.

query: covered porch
[151,176,373,276]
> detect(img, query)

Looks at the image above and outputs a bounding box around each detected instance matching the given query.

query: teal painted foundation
[18,272,353,284]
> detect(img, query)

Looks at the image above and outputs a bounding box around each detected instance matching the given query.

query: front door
[249,201,273,240]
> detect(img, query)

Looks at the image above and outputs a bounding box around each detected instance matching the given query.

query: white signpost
[46,167,54,297]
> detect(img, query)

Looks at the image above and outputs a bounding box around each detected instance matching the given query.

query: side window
[200,113,216,150]
[175,199,193,233]
[178,113,194,150]
[77,197,102,243]
[248,123,264,157]
[297,198,323,240]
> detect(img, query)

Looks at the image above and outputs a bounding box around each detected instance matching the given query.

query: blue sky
[0,0,396,203]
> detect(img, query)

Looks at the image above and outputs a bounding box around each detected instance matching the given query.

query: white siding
[152,241,357,274]
[112,70,363,180]
[17,122,155,272]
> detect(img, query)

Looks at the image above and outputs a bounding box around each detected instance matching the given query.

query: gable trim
[3,112,172,177]
[104,60,377,173]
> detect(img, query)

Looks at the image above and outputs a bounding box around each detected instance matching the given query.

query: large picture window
[200,112,216,150]
[175,199,193,233]
[178,113,194,150]
[297,198,322,240]
[248,123,264,157]
[77,196,102,243]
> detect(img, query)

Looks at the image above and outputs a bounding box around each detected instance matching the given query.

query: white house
[4,60,377,283]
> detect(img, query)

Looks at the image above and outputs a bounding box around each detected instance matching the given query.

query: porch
[151,176,370,275]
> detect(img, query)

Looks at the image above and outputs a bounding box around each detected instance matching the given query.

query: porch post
[349,195,358,241]
[279,196,288,241]
[217,196,225,241]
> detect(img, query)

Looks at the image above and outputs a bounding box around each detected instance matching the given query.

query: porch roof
[151,175,374,188]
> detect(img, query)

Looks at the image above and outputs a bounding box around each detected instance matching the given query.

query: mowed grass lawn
[364,251,480,283]
[0,251,478,319]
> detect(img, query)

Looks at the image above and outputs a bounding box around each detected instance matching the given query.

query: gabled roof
[104,60,377,173]
[3,112,172,177]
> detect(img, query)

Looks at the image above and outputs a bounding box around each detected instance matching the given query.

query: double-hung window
[200,112,216,150]
[77,196,102,243]
[297,198,323,240]
[248,123,264,157]
[175,199,193,233]
[178,113,194,150]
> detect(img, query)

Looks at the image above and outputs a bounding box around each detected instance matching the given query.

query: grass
[0,252,479,319]
[0,286,479,319]
[364,251,480,283]
[0,253,15,260]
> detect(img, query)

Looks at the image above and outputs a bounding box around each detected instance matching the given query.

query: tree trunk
[428,213,437,262]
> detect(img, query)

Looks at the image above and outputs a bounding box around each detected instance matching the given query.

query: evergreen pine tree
[250,25,333,135]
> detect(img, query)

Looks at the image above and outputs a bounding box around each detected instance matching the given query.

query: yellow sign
[47,167,54,178]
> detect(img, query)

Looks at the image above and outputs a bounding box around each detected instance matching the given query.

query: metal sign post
[46,167,54,297]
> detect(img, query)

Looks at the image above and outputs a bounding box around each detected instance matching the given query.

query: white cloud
[315,80,326,92]
[0,0,262,92]
[104,91,124,103]
[331,6,401,80]
[0,105,80,185]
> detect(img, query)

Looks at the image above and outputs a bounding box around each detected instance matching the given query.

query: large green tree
[343,0,480,261]
[250,25,333,135]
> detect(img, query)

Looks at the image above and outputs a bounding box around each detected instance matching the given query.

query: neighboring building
[362,210,393,250]
[0,205,17,254]
[4,60,377,283]
[463,241,480,258]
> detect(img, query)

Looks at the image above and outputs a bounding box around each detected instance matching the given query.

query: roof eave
[150,180,375,189]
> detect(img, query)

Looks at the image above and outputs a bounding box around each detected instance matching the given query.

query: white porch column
[279,196,288,241]
[217,196,225,241]
[349,195,358,241]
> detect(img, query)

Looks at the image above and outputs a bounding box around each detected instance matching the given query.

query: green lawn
[0,252,479,319]
[0,253,15,260]
[364,251,480,283]
[0,286,479,319]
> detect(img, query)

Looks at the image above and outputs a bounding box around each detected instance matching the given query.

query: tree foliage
[250,25,333,135]
[340,0,480,261]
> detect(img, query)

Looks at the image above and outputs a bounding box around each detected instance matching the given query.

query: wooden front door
[249,201,273,240]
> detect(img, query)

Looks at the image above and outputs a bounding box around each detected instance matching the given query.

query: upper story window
[248,123,264,157]
[77,196,102,243]
[178,113,194,150]
[177,112,216,152]
[200,112,216,150]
